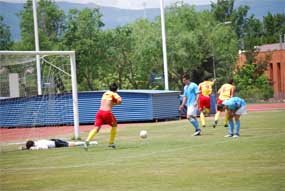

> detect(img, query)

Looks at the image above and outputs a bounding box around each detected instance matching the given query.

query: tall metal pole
[160,0,169,90]
[212,21,231,93]
[32,0,42,95]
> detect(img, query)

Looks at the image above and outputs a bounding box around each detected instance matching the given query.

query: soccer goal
[0,51,80,139]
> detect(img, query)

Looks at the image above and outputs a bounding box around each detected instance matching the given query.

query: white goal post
[0,51,80,139]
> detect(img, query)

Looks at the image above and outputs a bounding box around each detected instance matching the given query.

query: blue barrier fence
[0,90,181,128]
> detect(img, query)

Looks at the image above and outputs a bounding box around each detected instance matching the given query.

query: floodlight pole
[212,21,232,93]
[160,0,169,90]
[32,0,42,95]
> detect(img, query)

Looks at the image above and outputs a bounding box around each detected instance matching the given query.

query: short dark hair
[203,75,212,81]
[182,74,190,80]
[109,83,118,92]
[228,79,234,84]
[26,140,35,149]
[217,104,225,111]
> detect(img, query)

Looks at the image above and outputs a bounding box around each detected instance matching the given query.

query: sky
[2,0,217,9]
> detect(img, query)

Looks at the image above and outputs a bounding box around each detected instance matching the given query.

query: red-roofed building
[237,43,285,99]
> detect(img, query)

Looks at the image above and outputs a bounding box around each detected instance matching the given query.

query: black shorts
[50,139,69,147]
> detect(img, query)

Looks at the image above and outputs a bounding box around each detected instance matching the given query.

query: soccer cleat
[213,120,218,128]
[192,130,201,136]
[108,144,116,149]
[84,141,89,151]
[224,134,233,138]
[202,125,206,128]
[224,124,228,128]
[233,134,239,138]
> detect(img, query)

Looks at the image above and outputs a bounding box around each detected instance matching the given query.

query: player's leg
[86,126,101,142]
[225,111,234,137]
[224,110,229,127]
[233,115,241,138]
[213,111,220,127]
[200,108,210,127]
[85,126,101,150]
[84,111,103,150]
[199,96,210,127]
[213,99,223,128]
[107,113,118,148]
[51,139,69,147]
[187,105,200,135]
[190,116,201,136]
[108,126,117,149]
[69,141,98,147]
[200,110,206,127]
[198,97,205,127]
[233,105,246,137]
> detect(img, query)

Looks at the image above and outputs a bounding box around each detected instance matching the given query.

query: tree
[263,13,285,44]
[17,0,65,50]
[211,0,234,22]
[166,5,204,88]
[61,8,106,90]
[233,62,273,101]
[164,4,238,90]
[242,16,263,50]
[211,0,249,49]
[0,16,13,50]
[103,20,163,90]
[127,20,163,89]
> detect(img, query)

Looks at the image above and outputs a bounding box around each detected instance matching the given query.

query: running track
[1,103,284,143]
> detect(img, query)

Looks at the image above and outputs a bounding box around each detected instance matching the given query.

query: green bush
[233,63,273,102]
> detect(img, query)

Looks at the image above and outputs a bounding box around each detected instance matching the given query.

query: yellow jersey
[199,81,214,96]
[218,83,235,100]
[102,91,121,104]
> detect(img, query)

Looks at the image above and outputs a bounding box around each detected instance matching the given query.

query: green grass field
[1,111,285,191]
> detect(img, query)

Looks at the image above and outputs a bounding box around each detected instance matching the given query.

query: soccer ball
[139,130,148,139]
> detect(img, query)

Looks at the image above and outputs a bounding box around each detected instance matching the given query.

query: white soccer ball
[139,130,148,139]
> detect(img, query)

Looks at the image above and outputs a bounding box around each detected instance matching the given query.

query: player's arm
[112,93,122,105]
[194,92,200,107]
[217,86,222,97]
[230,86,236,97]
[194,85,200,106]
[179,96,187,111]
[116,96,122,104]
[198,84,202,93]
[211,79,216,86]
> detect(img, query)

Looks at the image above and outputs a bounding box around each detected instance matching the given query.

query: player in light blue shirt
[217,97,247,138]
[179,74,201,136]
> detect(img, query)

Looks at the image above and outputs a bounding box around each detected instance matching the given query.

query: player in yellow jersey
[84,83,122,150]
[213,79,235,128]
[198,77,216,128]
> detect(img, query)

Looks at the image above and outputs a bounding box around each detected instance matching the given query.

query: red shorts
[199,95,210,111]
[217,99,223,105]
[95,110,117,127]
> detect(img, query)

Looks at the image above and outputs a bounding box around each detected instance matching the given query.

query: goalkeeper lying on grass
[21,139,97,150]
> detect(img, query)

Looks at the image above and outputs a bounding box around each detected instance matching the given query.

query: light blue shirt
[223,97,246,110]
[183,82,199,106]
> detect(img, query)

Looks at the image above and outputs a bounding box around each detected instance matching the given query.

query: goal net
[0,51,80,142]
